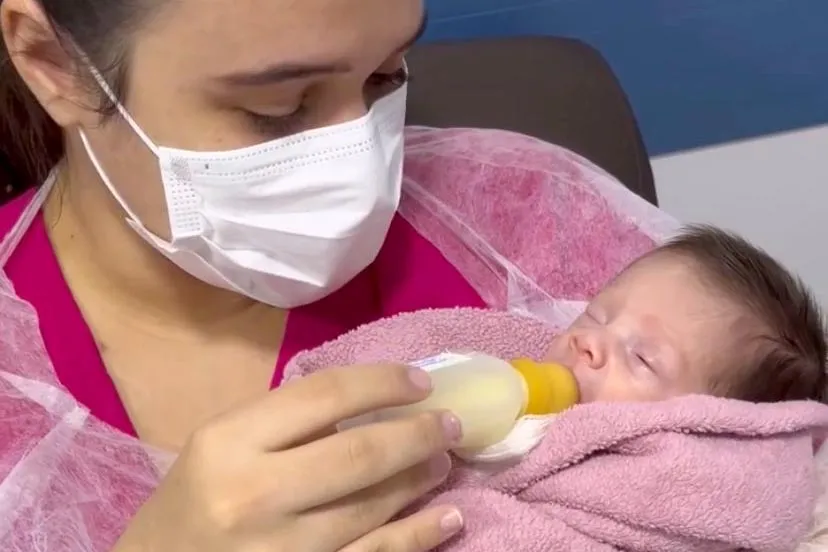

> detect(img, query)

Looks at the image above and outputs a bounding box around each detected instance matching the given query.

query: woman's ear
[1,0,100,128]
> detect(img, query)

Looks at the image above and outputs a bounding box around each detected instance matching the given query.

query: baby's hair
[656,225,827,403]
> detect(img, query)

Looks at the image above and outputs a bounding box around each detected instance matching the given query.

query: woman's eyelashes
[244,103,308,136]
[245,68,409,136]
[367,67,409,89]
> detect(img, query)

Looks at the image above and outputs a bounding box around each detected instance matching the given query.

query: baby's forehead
[596,252,753,362]
[604,252,708,299]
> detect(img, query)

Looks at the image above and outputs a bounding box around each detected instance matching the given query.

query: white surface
[652,124,828,304]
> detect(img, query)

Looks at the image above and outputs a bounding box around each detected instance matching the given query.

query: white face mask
[79,69,407,308]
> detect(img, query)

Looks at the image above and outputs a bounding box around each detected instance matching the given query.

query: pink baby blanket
[285,307,828,552]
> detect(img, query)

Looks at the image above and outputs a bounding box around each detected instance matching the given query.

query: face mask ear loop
[77,57,163,227]
[79,129,148,227]
[83,61,159,157]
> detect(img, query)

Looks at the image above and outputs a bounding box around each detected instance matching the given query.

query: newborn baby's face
[545,254,741,403]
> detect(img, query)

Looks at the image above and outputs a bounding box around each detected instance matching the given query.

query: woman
[0,0,656,551]
[0,0,488,550]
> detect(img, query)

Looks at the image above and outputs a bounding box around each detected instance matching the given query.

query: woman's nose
[570,331,606,369]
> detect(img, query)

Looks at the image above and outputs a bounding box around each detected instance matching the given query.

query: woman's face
[61,0,424,237]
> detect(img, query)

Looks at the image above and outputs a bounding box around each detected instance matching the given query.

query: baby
[286,224,828,551]
[547,223,827,405]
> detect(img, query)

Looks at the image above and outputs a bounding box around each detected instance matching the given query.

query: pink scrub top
[0,189,486,437]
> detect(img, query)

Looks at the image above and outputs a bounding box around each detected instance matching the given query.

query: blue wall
[423,1,828,156]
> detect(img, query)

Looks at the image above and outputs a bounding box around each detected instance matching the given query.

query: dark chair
[405,37,657,205]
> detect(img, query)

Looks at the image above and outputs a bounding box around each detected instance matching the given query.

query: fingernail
[429,453,452,479]
[440,509,464,537]
[407,367,433,392]
[441,412,463,444]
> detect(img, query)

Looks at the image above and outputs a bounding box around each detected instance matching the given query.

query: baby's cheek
[543,334,568,362]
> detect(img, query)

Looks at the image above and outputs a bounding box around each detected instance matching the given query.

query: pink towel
[285,307,828,552]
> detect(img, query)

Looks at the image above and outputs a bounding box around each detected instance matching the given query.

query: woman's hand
[114,363,464,552]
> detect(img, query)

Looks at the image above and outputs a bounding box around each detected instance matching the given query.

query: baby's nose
[571,331,606,369]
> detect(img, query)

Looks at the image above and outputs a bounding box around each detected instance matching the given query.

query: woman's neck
[43,159,266,335]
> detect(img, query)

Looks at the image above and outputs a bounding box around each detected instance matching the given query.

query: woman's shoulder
[0,188,38,235]
[0,188,54,280]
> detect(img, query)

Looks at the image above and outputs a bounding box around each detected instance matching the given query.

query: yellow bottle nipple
[510,358,579,416]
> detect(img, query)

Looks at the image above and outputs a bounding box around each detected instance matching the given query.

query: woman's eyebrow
[217,62,351,87]
[216,10,429,88]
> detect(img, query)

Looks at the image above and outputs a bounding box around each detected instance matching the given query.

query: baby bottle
[343,352,579,452]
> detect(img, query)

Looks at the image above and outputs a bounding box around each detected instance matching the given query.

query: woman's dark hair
[0,1,155,199]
